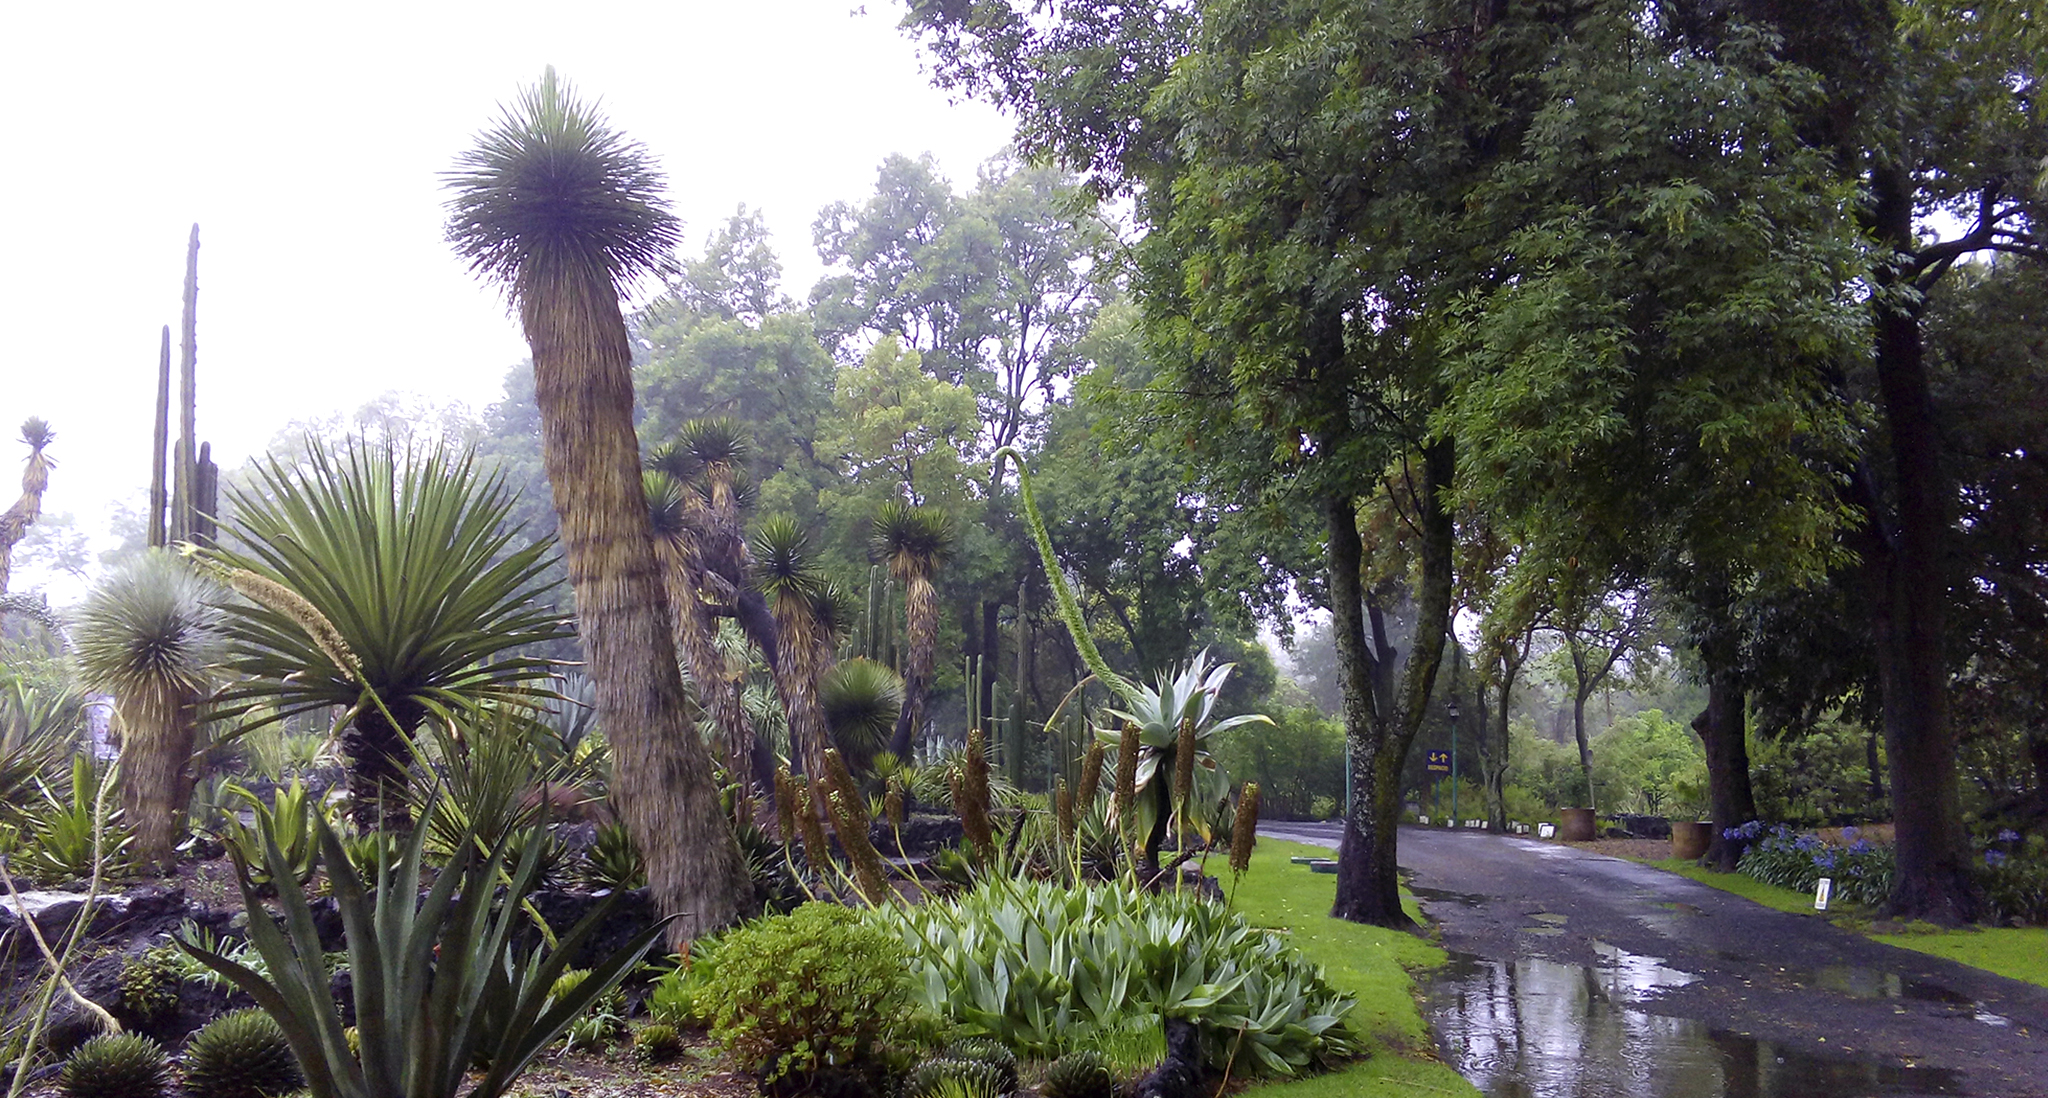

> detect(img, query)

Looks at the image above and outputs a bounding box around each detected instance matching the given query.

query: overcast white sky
[1,0,1012,602]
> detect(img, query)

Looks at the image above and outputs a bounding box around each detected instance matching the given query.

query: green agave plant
[177,792,670,1098]
[873,878,1354,1076]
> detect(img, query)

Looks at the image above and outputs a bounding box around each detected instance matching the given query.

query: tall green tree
[444,68,755,938]
[1691,0,2045,920]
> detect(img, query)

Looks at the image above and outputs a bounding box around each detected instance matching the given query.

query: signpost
[1425,750,1450,824]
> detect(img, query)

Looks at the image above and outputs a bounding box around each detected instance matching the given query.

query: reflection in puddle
[1429,951,1966,1098]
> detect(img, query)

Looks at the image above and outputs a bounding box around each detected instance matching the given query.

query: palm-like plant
[873,501,954,761]
[819,658,905,772]
[72,550,228,866]
[208,441,567,833]
[445,67,753,938]
[750,516,836,779]
[0,417,55,599]
[645,420,761,813]
[1094,651,1271,873]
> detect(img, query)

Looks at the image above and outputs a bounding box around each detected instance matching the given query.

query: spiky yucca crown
[903,1057,1008,1098]
[59,1033,171,1098]
[180,1009,304,1098]
[1039,1050,1117,1098]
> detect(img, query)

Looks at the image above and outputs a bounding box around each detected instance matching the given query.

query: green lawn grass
[1637,858,2048,989]
[1229,839,1480,1098]
[1643,858,1830,916]
[1870,926,2048,988]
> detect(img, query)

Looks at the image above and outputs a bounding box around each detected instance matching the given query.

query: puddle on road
[1428,950,1966,1098]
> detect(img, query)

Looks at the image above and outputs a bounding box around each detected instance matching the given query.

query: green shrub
[117,947,184,1027]
[1981,831,2048,925]
[179,1009,304,1098]
[1039,1050,1118,1098]
[646,936,726,1028]
[632,1023,684,1064]
[873,878,1356,1077]
[702,902,910,1087]
[59,1033,171,1098]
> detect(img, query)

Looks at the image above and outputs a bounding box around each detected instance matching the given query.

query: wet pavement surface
[1257,822,2048,1097]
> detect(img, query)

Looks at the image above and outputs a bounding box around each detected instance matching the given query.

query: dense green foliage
[177,797,668,1098]
[700,903,912,1088]
[875,878,1355,1076]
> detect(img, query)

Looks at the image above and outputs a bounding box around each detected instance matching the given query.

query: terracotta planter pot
[1670,820,1713,860]
[1558,808,1597,842]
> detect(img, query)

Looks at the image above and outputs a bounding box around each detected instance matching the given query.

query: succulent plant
[60,1033,172,1098]
[902,1056,1008,1098]
[180,1008,304,1098]
[1040,1050,1117,1098]
[944,1038,1018,1093]
[117,949,184,1027]
[632,1023,684,1064]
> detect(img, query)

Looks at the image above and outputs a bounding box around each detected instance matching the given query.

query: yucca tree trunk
[526,269,752,940]
[656,538,757,816]
[0,430,53,599]
[118,685,201,869]
[342,698,427,834]
[888,571,938,760]
[769,603,830,781]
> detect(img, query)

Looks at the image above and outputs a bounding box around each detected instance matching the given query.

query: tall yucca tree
[73,550,228,867]
[0,418,55,599]
[750,516,835,780]
[873,501,953,760]
[210,441,570,833]
[445,68,753,936]
[644,463,756,811]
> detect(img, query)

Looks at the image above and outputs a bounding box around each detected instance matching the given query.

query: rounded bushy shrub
[60,1033,171,1098]
[1040,1050,1117,1098]
[703,902,910,1088]
[180,1009,304,1098]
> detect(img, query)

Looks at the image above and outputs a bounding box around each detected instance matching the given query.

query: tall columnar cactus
[0,418,55,599]
[148,326,170,548]
[172,224,199,544]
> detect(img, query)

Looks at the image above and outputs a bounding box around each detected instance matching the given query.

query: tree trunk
[1482,662,1517,833]
[1332,439,1456,927]
[887,572,938,761]
[525,267,752,942]
[1571,686,1595,811]
[1865,163,1982,924]
[120,687,201,870]
[343,699,425,834]
[1696,670,1756,872]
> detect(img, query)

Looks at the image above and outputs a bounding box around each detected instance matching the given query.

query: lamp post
[1448,696,1461,826]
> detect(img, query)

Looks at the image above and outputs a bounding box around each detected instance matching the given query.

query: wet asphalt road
[1258,822,2048,1098]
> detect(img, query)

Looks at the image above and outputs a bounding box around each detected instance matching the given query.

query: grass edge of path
[1227,839,1480,1098]
[1634,855,2048,989]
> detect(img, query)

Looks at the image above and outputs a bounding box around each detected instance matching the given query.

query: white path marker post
[1814,878,1834,912]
